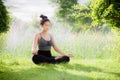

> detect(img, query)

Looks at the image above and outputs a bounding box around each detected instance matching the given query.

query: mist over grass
[0,17,116,59]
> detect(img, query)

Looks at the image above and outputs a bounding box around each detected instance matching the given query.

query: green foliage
[90,0,120,28]
[71,3,92,23]
[51,0,93,31]
[51,0,120,31]
[56,0,77,19]
[51,0,77,21]
[0,0,11,33]
[70,3,93,31]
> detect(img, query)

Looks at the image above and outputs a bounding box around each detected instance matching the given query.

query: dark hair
[40,14,50,25]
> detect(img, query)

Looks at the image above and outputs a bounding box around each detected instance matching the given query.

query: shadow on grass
[1,59,120,80]
[60,63,120,78]
[0,63,106,80]
[0,68,92,80]
[60,63,102,72]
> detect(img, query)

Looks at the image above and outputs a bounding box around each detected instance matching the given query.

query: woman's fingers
[66,53,74,57]
[69,54,74,57]
[32,50,37,55]
[55,56,62,60]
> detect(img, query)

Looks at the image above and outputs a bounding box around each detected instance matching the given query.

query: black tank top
[38,33,53,50]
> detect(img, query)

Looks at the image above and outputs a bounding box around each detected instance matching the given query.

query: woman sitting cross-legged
[31,14,73,64]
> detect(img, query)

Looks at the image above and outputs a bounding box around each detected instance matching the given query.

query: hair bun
[40,14,47,19]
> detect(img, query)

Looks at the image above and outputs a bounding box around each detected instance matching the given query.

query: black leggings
[32,50,70,64]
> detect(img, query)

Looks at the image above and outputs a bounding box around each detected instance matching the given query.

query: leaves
[0,0,11,33]
[91,0,120,28]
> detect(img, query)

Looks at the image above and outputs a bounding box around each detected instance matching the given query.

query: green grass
[0,28,120,80]
[0,54,120,80]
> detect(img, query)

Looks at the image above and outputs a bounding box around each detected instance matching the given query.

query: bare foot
[55,56,62,60]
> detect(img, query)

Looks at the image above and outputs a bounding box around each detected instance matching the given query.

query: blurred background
[0,0,119,59]
[0,0,120,79]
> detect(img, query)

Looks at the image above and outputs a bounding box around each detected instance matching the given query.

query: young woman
[31,15,73,64]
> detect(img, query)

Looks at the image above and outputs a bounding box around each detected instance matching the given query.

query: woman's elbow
[53,46,57,52]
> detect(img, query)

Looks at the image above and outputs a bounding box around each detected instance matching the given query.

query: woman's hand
[65,53,74,57]
[32,50,37,55]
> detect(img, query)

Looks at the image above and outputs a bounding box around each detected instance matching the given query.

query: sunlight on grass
[0,30,120,80]
[0,53,120,80]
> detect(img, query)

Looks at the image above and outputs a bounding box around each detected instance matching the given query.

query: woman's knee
[63,56,70,62]
[32,55,40,64]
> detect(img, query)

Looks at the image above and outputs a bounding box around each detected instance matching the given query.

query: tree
[70,3,93,31]
[51,0,77,20]
[0,0,10,33]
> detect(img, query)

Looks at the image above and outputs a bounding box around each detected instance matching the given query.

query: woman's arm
[31,33,39,55]
[50,34,73,57]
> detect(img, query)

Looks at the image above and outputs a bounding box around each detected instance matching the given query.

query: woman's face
[41,21,51,32]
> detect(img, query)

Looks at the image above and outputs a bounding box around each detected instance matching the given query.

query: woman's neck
[41,31,48,35]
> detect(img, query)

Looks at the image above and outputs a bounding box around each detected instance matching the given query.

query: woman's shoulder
[48,33,53,38]
[34,32,41,39]
[35,33,40,36]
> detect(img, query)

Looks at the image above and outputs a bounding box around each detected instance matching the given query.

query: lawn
[0,54,120,80]
[0,31,120,80]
